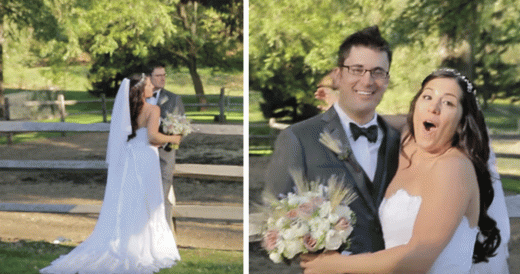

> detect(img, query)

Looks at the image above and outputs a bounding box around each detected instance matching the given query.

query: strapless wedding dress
[379,189,478,274]
[41,127,180,274]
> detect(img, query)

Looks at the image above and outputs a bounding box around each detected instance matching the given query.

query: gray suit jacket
[156,88,185,120]
[156,88,184,159]
[264,107,400,254]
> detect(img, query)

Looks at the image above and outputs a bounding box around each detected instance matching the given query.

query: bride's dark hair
[402,68,501,263]
[127,73,147,141]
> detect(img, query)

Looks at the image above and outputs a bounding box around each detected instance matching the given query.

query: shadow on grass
[0,240,243,274]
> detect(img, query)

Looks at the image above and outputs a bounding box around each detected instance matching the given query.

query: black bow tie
[350,123,378,143]
[152,92,158,98]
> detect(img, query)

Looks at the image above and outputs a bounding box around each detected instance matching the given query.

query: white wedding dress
[379,189,478,274]
[40,127,180,274]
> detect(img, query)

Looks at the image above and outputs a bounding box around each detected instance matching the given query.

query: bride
[40,74,182,273]
[300,69,501,273]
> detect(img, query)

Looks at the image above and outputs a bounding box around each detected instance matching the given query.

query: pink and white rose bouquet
[261,171,357,264]
[160,108,192,151]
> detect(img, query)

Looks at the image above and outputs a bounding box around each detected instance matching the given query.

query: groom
[146,62,185,233]
[265,25,400,254]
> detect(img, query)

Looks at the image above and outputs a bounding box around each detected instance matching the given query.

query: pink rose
[311,196,325,206]
[335,217,351,231]
[263,230,279,251]
[286,209,298,219]
[303,234,318,252]
[298,202,314,218]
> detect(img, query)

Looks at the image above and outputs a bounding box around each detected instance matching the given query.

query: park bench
[0,121,243,221]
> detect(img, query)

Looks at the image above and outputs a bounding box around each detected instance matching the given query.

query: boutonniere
[159,96,169,105]
[319,131,351,161]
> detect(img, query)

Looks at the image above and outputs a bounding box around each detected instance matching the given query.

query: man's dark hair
[337,25,392,68]
[146,62,166,76]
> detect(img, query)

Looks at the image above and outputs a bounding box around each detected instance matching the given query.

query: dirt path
[0,132,243,251]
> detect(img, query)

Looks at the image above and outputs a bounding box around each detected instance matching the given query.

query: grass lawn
[0,240,243,274]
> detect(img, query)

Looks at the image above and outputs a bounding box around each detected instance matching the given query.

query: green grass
[4,64,243,97]
[0,240,242,274]
[502,178,520,194]
[164,67,243,97]
[4,65,92,92]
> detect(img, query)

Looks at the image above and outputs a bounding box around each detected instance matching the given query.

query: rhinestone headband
[137,73,146,85]
[437,68,475,95]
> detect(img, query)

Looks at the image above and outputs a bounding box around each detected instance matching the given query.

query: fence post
[4,97,12,145]
[57,94,66,136]
[100,94,107,123]
[218,87,226,124]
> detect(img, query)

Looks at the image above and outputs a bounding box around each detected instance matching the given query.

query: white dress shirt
[146,89,162,105]
[333,102,383,182]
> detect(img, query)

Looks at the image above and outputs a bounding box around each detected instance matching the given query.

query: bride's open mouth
[423,120,437,133]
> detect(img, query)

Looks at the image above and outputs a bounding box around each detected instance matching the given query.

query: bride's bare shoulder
[142,103,160,116]
[431,149,475,185]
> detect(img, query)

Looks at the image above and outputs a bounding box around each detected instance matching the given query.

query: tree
[0,0,58,117]
[249,0,393,121]
[389,0,520,107]
[155,0,243,105]
[29,0,242,101]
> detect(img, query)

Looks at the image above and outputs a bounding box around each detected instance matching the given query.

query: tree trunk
[187,54,207,110]
[468,0,477,81]
[0,17,4,119]
[177,0,207,110]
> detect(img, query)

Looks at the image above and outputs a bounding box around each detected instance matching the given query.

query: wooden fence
[2,87,242,144]
[0,121,243,222]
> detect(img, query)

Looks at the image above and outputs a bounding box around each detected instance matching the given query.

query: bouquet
[261,170,357,264]
[160,108,192,151]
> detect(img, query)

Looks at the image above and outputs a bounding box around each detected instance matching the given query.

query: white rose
[275,216,289,230]
[338,226,354,240]
[283,239,303,260]
[325,229,343,251]
[334,205,353,218]
[282,220,309,240]
[319,201,332,218]
[269,250,284,263]
[328,212,340,224]
[313,218,330,238]
[287,192,307,205]
[293,220,310,237]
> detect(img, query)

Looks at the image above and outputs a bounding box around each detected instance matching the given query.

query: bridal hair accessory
[261,169,357,264]
[136,73,146,87]
[437,68,475,95]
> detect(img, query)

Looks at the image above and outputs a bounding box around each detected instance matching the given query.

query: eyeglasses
[152,74,167,78]
[340,65,389,80]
